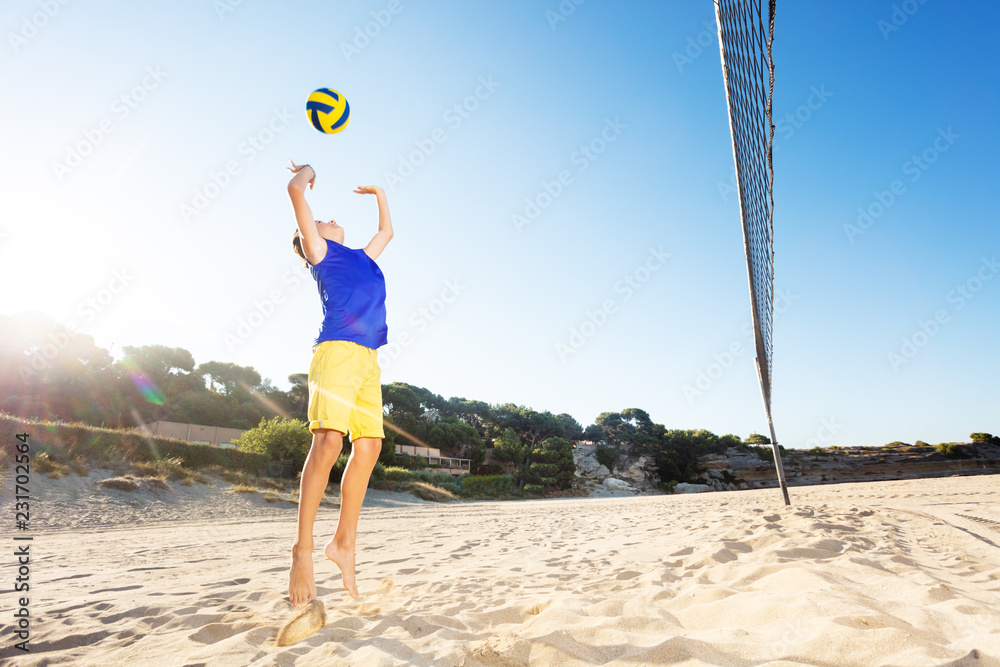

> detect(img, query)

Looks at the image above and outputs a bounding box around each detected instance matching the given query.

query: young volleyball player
[285,160,393,607]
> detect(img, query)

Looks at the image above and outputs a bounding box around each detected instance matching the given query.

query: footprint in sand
[202,577,250,588]
[352,578,396,617]
[90,585,143,594]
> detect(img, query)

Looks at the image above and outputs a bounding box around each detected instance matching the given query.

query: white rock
[575,455,611,479]
[603,477,631,490]
[674,483,711,493]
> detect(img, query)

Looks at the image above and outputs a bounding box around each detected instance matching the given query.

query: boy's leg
[288,428,343,608]
[324,437,381,599]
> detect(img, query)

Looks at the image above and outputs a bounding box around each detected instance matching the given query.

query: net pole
[757,358,790,505]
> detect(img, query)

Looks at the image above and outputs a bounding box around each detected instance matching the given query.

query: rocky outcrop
[696,443,1000,491]
[573,443,655,490]
[700,450,763,474]
[576,454,611,482]
[617,455,653,485]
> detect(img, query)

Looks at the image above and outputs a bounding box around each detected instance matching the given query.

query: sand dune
[3,475,998,665]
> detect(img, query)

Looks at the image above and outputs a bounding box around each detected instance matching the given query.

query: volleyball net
[714,0,789,504]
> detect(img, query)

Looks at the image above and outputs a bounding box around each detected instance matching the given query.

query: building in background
[140,421,246,448]
[395,445,471,476]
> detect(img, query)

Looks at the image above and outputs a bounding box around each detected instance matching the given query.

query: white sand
[4,474,999,665]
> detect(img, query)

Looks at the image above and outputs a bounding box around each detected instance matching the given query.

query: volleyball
[306,88,350,134]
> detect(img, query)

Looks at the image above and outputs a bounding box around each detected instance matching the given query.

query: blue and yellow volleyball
[306,88,350,134]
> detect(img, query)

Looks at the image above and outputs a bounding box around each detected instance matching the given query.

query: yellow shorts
[307,340,385,440]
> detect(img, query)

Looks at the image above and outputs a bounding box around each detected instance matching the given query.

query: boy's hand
[288,160,315,190]
[353,185,384,197]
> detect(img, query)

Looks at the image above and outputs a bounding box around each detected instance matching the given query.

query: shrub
[406,481,457,502]
[414,470,456,487]
[438,481,462,496]
[395,453,427,470]
[753,444,787,463]
[383,466,416,483]
[523,484,545,496]
[595,444,618,472]
[884,441,910,448]
[914,440,929,448]
[1,414,268,477]
[68,456,89,476]
[329,454,349,484]
[480,462,505,476]
[936,443,971,459]
[233,417,311,468]
[324,457,393,488]
[35,451,69,478]
[130,456,190,481]
[461,474,513,497]
[971,432,999,445]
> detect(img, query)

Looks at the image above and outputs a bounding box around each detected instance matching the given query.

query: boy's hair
[292,229,310,268]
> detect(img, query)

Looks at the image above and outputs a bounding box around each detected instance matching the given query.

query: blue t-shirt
[309,239,388,349]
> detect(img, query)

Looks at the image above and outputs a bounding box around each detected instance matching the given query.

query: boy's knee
[312,430,344,458]
[353,438,382,460]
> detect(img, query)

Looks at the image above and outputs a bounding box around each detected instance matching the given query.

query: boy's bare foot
[288,546,316,608]
[324,538,358,599]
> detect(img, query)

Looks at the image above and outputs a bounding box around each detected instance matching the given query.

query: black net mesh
[715,0,776,414]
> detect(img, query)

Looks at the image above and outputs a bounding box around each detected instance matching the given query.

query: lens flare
[120,357,165,405]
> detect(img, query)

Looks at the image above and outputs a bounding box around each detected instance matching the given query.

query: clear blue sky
[1,0,997,447]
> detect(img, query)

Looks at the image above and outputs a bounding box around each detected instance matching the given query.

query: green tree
[427,420,482,453]
[197,360,262,396]
[594,409,661,453]
[718,434,742,449]
[522,437,576,490]
[286,373,309,421]
[493,404,566,447]
[492,427,527,487]
[448,397,493,431]
[469,442,487,472]
[745,433,771,445]
[595,444,618,472]
[0,313,121,425]
[379,413,397,466]
[121,344,196,385]
[555,413,584,441]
